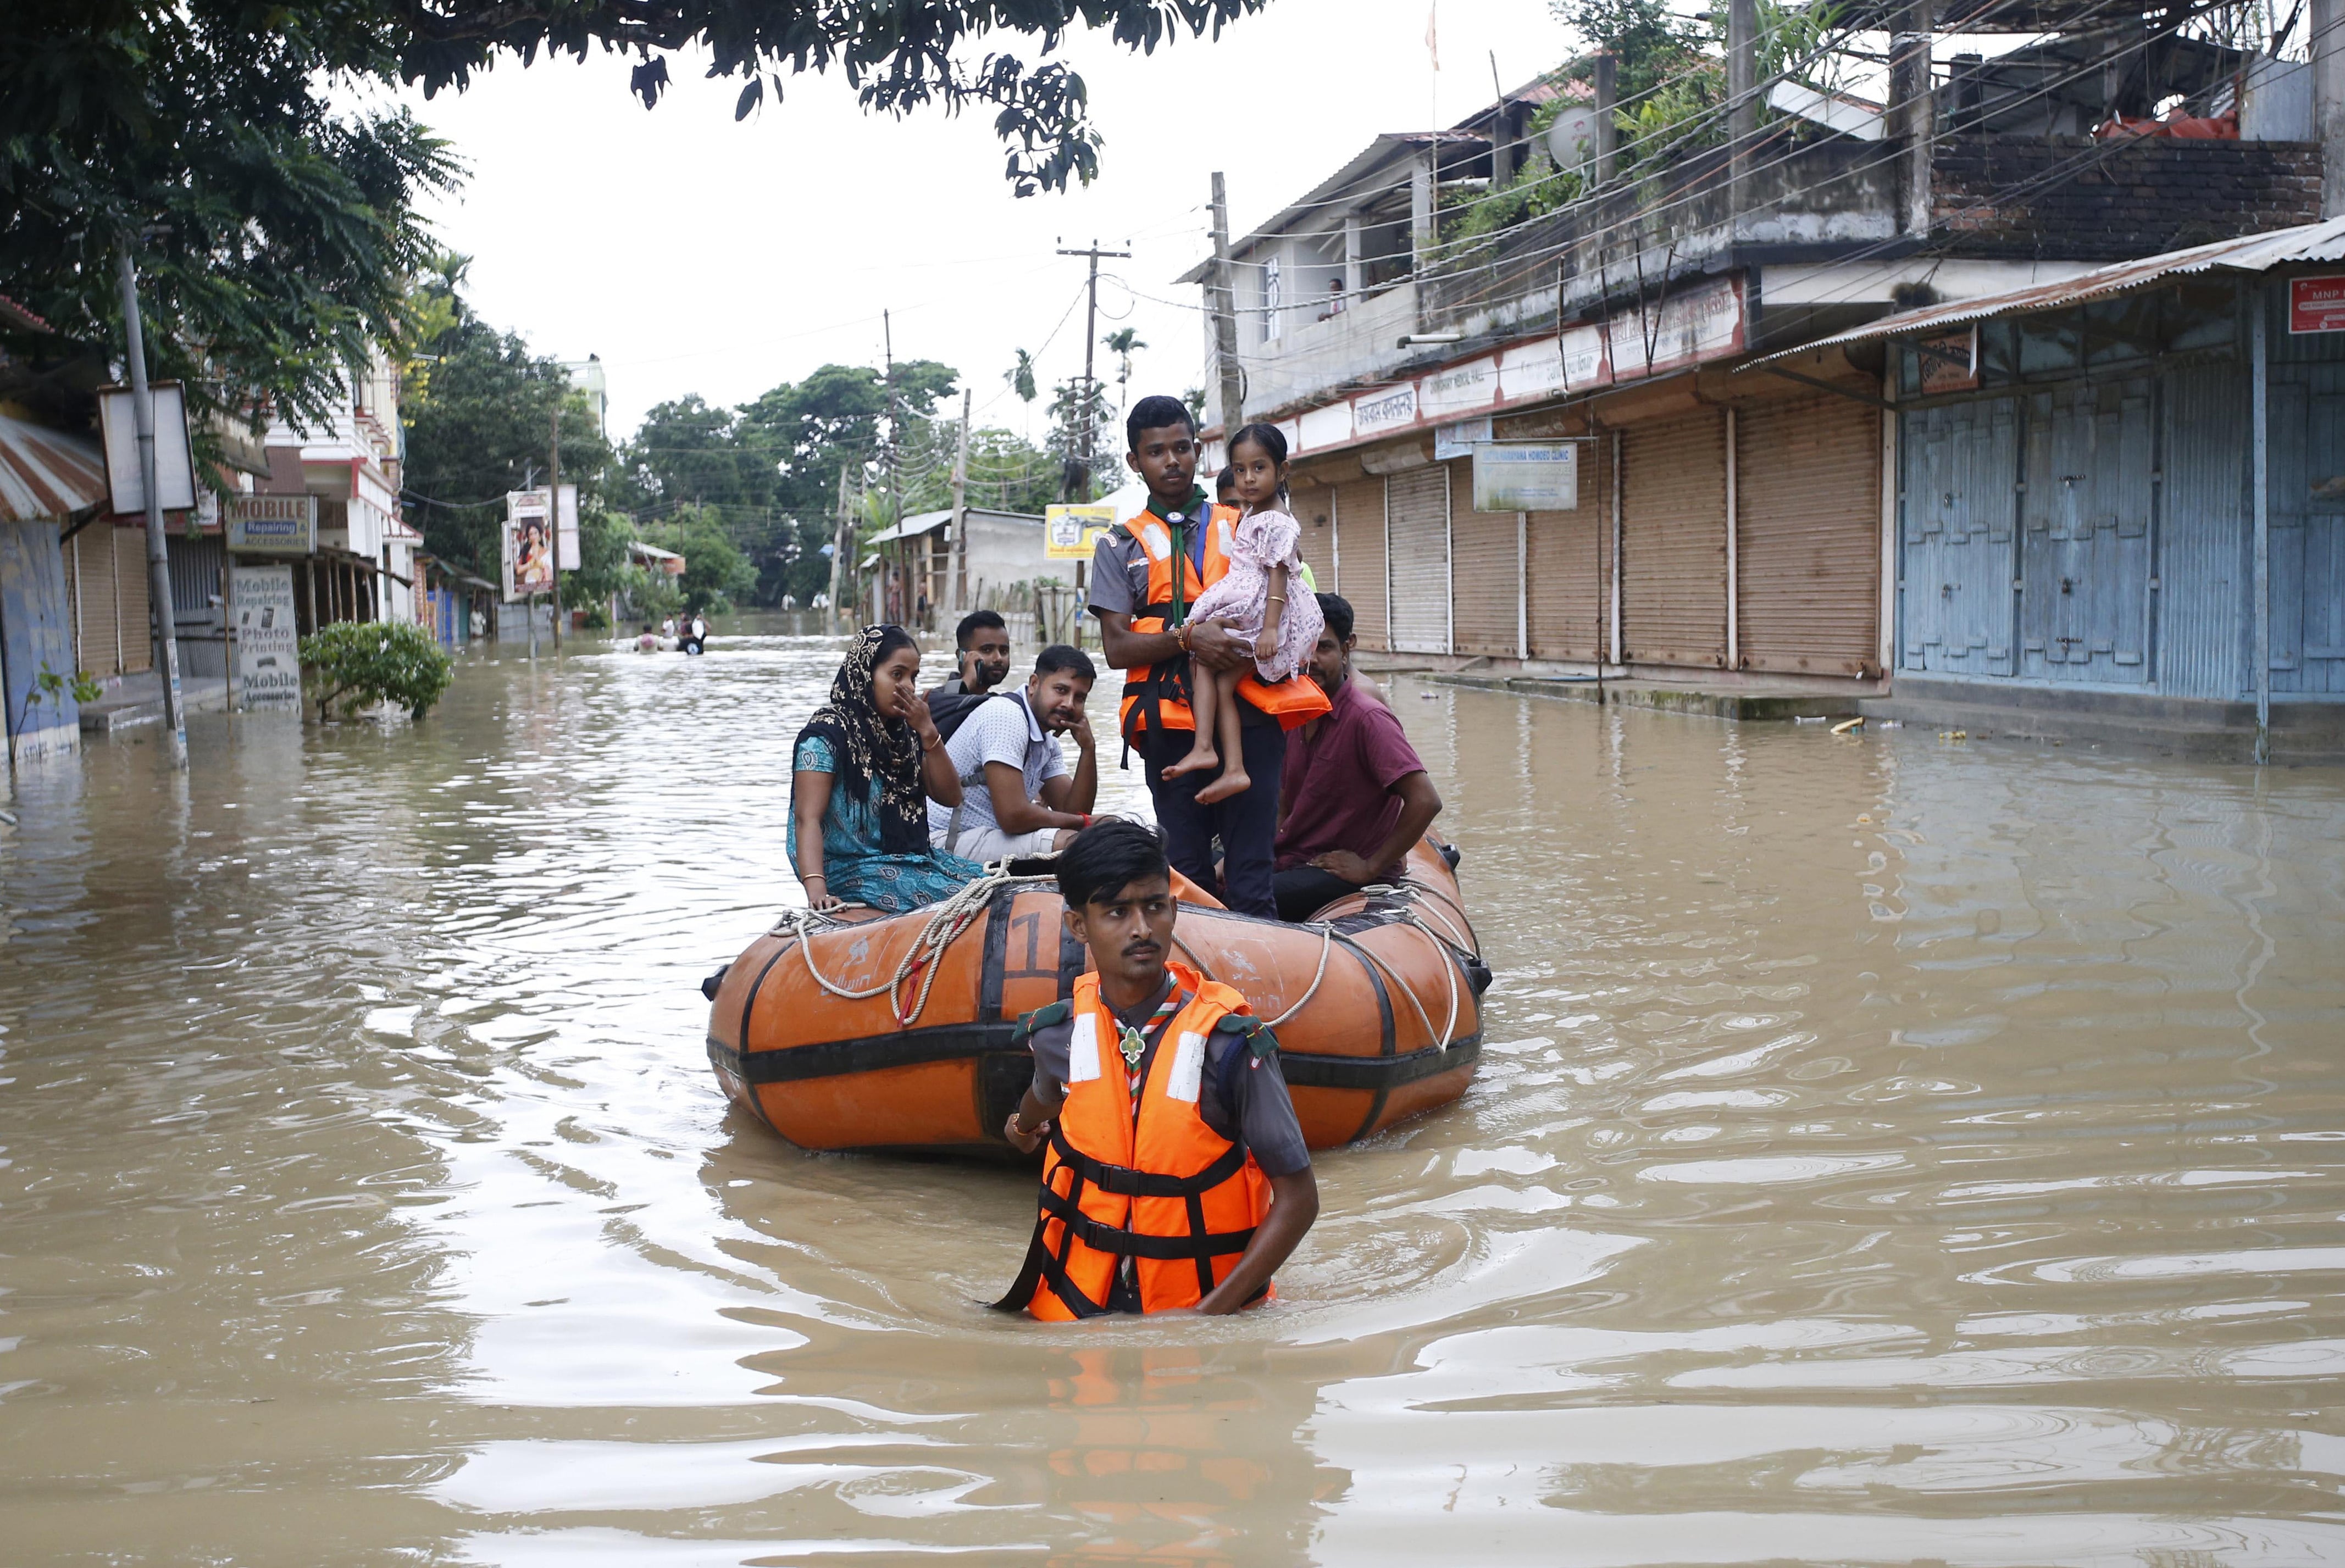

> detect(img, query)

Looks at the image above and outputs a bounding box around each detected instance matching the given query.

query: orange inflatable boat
[704,838,1489,1154]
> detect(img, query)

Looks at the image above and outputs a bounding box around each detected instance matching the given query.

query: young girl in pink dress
[1163,422,1325,804]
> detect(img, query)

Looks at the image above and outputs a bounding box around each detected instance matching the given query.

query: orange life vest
[1115,503,1331,748]
[994,963,1278,1320]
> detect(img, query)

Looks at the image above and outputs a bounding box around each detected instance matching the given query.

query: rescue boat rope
[777,870,1060,1027]
[1261,927,1332,1029]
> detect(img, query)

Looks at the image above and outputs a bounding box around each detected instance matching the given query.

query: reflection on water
[4,618,2343,1565]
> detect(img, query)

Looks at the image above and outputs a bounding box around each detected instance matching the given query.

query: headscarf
[796,625,929,854]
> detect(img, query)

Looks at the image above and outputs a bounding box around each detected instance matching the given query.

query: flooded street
[5,619,2344,1566]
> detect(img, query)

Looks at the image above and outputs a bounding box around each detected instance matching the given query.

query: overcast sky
[396,0,1578,440]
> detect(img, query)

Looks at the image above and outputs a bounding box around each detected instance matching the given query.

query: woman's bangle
[921,730,941,750]
[804,873,826,885]
[1266,594,1285,604]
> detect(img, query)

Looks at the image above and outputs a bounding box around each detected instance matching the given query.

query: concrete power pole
[1208,174,1245,435]
[548,399,563,649]
[1728,0,1758,210]
[950,389,971,613]
[1057,240,1132,501]
[2318,0,2345,216]
[1593,53,1618,187]
[1892,0,1935,238]
[830,464,852,631]
[115,244,187,769]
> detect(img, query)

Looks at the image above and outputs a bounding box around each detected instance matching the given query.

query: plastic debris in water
[1830,717,1865,735]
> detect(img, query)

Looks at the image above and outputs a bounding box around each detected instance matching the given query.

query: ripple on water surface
[2,621,2343,1565]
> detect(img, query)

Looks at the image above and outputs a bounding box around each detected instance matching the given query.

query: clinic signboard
[1472,442,1581,512]
[226,494,317,555]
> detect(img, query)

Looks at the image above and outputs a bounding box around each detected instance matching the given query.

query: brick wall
[1933,137,2322,260]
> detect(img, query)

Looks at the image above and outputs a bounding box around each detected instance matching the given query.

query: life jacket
[994,961,1280,1320]
[1115,503,1331,749]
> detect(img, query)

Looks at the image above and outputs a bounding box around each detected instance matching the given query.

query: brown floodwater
[4,620,2344,1566]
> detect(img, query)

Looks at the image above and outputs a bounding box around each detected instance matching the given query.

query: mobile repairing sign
[226,494,317,554]
[1472,442,1581,512]
[232,563,301,708]
[1045,503,1116,560]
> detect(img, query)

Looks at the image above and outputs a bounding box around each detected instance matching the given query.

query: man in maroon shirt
[1272,594,1445,922]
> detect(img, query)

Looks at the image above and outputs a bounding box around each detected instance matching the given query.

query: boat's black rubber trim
[978,884,1014,1022]
[709,1027,1478,1094]
[724,939,797,1128]
[1328,930,1398,1140]
[709,1021,1021,1084]
[1277,1037,1480,1091]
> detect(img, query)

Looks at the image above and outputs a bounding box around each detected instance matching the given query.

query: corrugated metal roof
[1745,216,2345,368]
[0,413,108,521]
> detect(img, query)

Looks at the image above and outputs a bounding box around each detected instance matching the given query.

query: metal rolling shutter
[1334,477,1387,650]
[1737,394,1882,676]
[1294,487,1336,594]
[1448,459,1518,656]
[1385,464,1450,654]
[66,527,121,680]
[1621,410,1728,668]
[1527,432,1608,660]
[114,525,153,673]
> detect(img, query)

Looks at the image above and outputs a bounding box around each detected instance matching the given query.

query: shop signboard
[1045,503,1117,560]
[2289,275,2345,333]
[226,494,317,555]
[232,563,301,707]
[97,380,198,517]
[1472,442,1581,512]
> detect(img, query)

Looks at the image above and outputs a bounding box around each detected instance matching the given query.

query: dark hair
[1215,465,1237,494]
[1056,820,1170,910]
[1034,643,1096,681]
[1126,394,1196,450]
[871,624,918,668]
[955,608,1007,650]
[1227,421,1289,466]
[1317,591,1354,643]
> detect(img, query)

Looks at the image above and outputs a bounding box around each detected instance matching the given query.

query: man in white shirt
[929,645,1102,862]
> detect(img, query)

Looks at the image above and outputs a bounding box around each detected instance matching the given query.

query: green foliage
[298,620,454,724]
[0,2,461,447]
[1005,349,1039,406]
[640,505,758,616]
[1551,0,1709,104]
[400,276,616,579]
[25,664,102,711]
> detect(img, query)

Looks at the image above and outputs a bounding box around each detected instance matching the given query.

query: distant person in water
[789,625,983,914]
[995,820,1316,1319]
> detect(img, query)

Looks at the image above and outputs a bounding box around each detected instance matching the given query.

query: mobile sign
[2289,275,2345,334]
[1472,442,1581,512]
[1045,503,1116,560]
[226,494,317,555]
[232,563,301,708]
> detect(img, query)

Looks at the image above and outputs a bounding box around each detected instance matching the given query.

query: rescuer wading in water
[994,821,1319,1318]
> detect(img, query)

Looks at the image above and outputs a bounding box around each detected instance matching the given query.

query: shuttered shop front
[1737,394,1881,676]
[1294,485,1337,595]
[1384,464,1450,654]
[1449,459,1520,657]
[63,525,155,679]
[1527,432,1610,661]
[1333,477,1388,651]
[1621,410,1727,668]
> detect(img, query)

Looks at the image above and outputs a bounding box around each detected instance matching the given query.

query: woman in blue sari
[789,625,985,913]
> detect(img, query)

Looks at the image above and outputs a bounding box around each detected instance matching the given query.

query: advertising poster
[232,563,301,708]
[503,488,554,598]
[1045,503,1116,560]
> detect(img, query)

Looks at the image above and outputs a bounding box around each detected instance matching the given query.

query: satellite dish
[1546,105,1600,173]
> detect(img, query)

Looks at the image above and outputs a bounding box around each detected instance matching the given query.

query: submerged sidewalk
[77,671,232,733]
[1401,668,1866,722]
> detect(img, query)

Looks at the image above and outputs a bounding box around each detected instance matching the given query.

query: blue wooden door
[2019,380,2153,684]
[1900,399,2016,677]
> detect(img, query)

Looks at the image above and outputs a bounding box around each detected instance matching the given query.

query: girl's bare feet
[1161,746,1219,780]
[1194,768,1251,805]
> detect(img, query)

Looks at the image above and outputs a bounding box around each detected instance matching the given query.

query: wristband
[1079,814,1093,829]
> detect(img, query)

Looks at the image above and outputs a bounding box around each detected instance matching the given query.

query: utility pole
[115,243,187,768]
[1728,0,1758,209]
[830,464,852,631]
[1057,239,1131,502]
[1207,174,1245,435]
[882,309,900,527]
[548,399,563,649]
[950,388,971,614]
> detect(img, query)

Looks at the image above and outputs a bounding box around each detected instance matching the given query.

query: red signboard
[2288,275,2345,334]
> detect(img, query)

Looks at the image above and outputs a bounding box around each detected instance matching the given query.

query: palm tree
[1004,347,1039,440]
[1102,327,1145,422]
